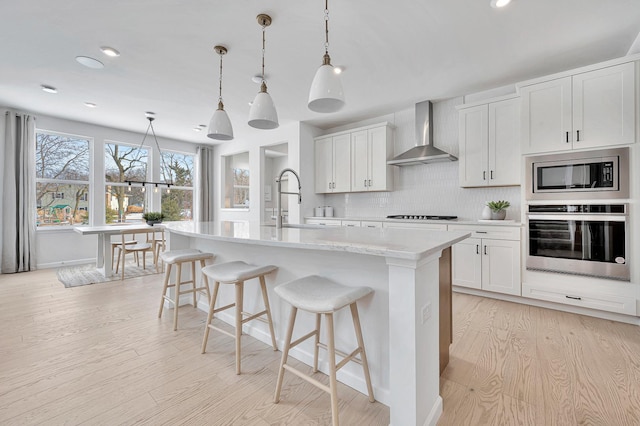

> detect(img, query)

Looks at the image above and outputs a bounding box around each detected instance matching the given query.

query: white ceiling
[1,0,639,144]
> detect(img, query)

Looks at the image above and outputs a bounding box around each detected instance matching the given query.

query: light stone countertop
[163,221,470,261]
[305,216,522,226]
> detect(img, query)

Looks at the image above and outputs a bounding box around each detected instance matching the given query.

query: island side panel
[439,247,452,374]
[387,252,443,426]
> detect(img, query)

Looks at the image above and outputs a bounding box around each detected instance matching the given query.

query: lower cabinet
[449,225,521,296]
[305,219,342,227]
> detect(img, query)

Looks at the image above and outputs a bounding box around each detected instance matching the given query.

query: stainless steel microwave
[525,147,629,200]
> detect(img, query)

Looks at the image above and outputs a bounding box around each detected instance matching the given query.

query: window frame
[159,149,195,221]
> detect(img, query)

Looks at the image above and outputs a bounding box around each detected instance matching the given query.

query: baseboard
[453,286,640,326]
[37,258,96,269]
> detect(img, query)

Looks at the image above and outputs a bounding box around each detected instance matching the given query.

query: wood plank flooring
[1,269,639,425]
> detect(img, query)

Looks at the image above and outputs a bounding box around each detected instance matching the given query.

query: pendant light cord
[261,22,266,82]
[324,0,330,55]
[137,118,173,186]
[218,52,224,103]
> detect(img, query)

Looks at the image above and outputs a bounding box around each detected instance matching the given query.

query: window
[35,131,90,226]
[160,151,194,221]
[222,152,250,209]
[105,142,148,223]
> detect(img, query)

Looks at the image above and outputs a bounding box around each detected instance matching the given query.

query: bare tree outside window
[160,151,194,221]
[105,143,148,223]
[35,132,90,226]
[233,168,250,207]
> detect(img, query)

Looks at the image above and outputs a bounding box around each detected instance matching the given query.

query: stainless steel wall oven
[526,147,629,200]
[526,204,629,281]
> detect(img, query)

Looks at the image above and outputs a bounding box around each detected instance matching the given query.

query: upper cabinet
[315,123,393,194]
[520,61,636,154]
[315,133,351,193]
[458,97,520,187]
[351,125,393,192]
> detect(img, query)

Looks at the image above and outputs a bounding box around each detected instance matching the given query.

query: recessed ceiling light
[41,85,58,93]
[84,102,97,108]
[145,111,156,118]
[490,0,512,8]
[193,127,203,132]
[252,74,268,84]
[75,56,104,69]
[198,124,207,128]
[100,46,120,57]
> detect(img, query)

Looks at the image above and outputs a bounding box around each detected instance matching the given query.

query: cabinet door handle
[364,179,367,187]
[483,171,486,180]
[476,244,479,255]
[576,130,580,142]
[368,179,372,186]
[476,231,487,234]
[484,245,487,255]
[490,170,494,180]
[565,295,582,301]
[566,131,570,143]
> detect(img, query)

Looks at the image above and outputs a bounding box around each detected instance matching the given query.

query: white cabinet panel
[452,238,482,290]
[481,239,521,296]
[459,105,488,186]
[314,134,351,193]
[351,130,369,192]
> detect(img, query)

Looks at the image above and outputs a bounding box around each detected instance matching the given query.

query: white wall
[320,98,521,221]
[33,114,198,268]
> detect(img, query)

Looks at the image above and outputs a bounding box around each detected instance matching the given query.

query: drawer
[522,282,636,316]
[448,224,521,240]
[341,220,361,227]
[360,221,383,229]
[305,219,342,227]
[383,222,448,231]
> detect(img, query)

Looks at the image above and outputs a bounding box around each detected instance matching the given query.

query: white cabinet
[520,61,636,154]
[315,123,393,194]
[315,133,351,193]
[351,126,393,192]
[458,97,520,187]
[449,225,521,296]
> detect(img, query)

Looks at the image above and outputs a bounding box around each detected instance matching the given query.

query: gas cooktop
[386,215,458,221]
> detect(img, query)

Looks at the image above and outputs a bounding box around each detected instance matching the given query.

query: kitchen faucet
[276,168,301,229]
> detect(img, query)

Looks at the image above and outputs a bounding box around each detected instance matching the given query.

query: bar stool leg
[200,259,211,303]
[326,313,340,426]
[173,262,182,331]
[350,303,375,402]
[259,275,277,351]
[158,263,172,318]
[191,261,197,307]
[201,281,220,353]
[235,281,244,375]
[313,313,321,372]
[274,306,297,403]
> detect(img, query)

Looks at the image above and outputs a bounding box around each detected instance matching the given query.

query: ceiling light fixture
[100,46,120,57]
[308,0,345,113]
[125,114,174,191]
[490,0,512,8]
[248,14,279,130]
[75,56,105,69]
[41,85,58,93]
[84,102,97,108]
[207,45,234,141]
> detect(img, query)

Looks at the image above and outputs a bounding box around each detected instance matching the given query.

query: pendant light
[207,45,234,141]
[248,14,279,130]
[308,0,344,113]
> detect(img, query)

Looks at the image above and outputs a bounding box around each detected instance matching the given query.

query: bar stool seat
[201,261,278,375]
[273,275,375,426]
[158,249,214,331]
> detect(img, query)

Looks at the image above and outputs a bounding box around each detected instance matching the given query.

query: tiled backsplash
[322,97,522,221]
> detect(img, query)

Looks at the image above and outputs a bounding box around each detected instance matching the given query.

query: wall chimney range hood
[387,100,457,166]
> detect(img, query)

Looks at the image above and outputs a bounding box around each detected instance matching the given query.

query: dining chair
[115,229,154,280]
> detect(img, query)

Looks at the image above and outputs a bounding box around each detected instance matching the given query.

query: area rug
[57,262,161,288]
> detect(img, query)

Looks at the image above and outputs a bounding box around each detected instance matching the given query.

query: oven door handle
[527,214,627,222]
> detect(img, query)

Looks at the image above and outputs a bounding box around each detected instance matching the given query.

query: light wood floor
[1,269,639,425]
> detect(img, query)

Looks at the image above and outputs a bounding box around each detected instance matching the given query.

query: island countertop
[163,221,470,261]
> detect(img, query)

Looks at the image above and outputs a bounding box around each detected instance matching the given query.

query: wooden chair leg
[158,264,172,318]
[191,261,197,308]
[201,281,219,354]
[313,313,321,372]
[235,281,244,375]
[115,247,122,274]
[274,306,297,403]
[350,303,375,402]
[120,248,126,281]
[259,275,278,351]
[173,262,182,331]
[200,260,211,304]
[326,313,340,426]
[142,251,147,270]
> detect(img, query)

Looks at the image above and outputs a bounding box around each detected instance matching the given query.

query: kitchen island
[163,221,469,426]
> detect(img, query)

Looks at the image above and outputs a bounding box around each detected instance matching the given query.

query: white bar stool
[273,275,375,426]
[158,249,214,331]
[201,261,278,375]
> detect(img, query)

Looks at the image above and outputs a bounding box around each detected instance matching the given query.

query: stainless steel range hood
[387,100,457,166]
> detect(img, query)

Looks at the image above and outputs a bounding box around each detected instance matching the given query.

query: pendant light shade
[248,82,279,129]
[248,14,279,130]
[308,0,345,113]
[207,101,234,140]
[207,45,234,141]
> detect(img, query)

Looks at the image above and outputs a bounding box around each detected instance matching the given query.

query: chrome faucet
[276,168,301,229]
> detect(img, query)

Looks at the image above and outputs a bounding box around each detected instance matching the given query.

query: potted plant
[486,200,510,220]
[142,211,165,226]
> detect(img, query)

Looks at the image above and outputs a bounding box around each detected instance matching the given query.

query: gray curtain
[197,146,215,222]
[1,110,37,273]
